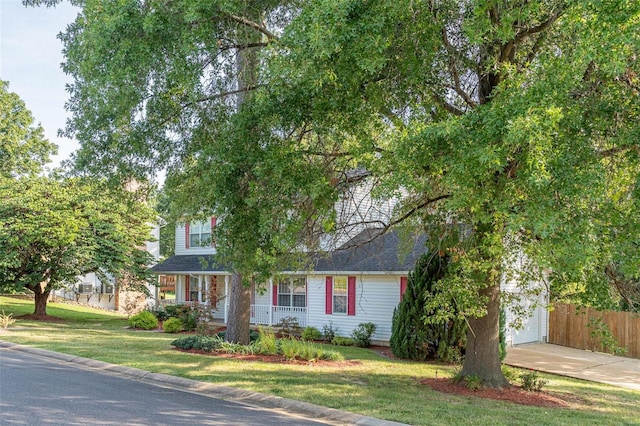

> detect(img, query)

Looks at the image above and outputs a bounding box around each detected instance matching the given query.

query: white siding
[307,274,402,343]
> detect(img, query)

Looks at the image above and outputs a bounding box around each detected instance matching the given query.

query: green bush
[149,305,169,322]
[129,311,158,330]
[163,317,184,333]
[301,326,322,341]
[332,336,355,346]
[279,337,344,361]
[171,335,222,352]
[255,327,279,354]
[351,322,377,347]
[520,371,548,392]
[323,322,337,342]
[390,252,466,362]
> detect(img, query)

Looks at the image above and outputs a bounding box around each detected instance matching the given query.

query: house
[151,217,549,346]
[52,224,161,313]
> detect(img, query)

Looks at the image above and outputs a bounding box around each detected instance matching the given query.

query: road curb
[0,340,404,426]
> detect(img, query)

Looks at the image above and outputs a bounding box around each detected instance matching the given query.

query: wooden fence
[548,303,640,359]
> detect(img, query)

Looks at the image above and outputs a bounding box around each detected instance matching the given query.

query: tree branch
[222,12,279,41]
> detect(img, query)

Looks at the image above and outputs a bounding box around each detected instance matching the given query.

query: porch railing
[156,300,308,328]
[251,305,308,328]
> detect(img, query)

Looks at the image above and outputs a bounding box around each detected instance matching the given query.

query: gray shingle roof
[312,229,427,272]
[151,229,427,275]
[150,255,228,274]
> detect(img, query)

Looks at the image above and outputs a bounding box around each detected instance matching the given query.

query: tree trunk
[225,273,251,344]
[461,282,508,388]
[31,281,51,319]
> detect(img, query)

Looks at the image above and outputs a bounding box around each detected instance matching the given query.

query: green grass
[1,295,639,425]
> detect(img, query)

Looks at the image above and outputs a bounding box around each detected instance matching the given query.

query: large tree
[28,0,328,343]
[255,0,640,387]
[0,80,57,177]
[0,176,156,318]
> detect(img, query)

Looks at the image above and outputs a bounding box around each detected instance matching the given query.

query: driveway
[504,343,640,391]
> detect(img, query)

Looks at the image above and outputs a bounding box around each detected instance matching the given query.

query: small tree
[390,252,466,362]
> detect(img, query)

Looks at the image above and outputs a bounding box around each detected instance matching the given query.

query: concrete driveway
[504,343,640,391]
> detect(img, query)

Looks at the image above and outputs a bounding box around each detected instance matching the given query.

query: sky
[0,1,80,169]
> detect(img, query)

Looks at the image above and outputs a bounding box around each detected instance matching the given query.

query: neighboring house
[151,218,549,346]
[53,224,161,313]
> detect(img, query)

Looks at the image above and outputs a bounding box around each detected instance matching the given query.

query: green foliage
[390,253,466,362]
[0,80,57,178]
[255,326,278,355]
[48,0,640,386]
[0,310,16,329]
[280,337,344,361]
[331,336,355,346]
[149,305,169,322]
[351,322,377,348]
[301,326,322,341]
[275,316,301,337]
[464,374,483,391]
[128,311,158,330]
[520,371,548,392]
[171,335,222,352]
[162,317,183,333]
[322,322,337,342]
[0,177,155,316]
[587,317,627,356]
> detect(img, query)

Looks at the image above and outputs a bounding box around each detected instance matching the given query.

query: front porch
[155,273,308,328]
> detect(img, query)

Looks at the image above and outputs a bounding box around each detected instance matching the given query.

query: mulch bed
[419,377,579,408]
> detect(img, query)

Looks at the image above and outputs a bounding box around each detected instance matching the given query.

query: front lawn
[0,295,637,425]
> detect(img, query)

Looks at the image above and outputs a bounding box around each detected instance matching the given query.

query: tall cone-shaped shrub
[390,252,466,362]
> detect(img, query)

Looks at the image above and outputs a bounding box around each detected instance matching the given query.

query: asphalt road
[0,347,331,425]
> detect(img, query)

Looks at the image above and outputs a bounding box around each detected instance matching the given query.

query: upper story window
[188,220,211,248]
[277,277,306,307]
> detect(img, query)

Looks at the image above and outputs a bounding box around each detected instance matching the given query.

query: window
[277,277,306,307]
[332,276,348,314]
[325,276,356,315]
[189,221,211,247]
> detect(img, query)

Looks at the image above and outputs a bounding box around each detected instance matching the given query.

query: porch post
[224,275,229,324]
[198,275,203,303]
[268,277,273,326]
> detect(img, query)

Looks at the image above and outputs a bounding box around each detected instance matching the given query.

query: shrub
[163,317,184,333]
[464,374,483,391]
[390,252,466,362]
[149,305,169,322]
[351,322,377,347]
[301,326,322,341]
[128,310,158,330]
[279,337,344,361]
[0,310,16,329]
[171,335,222,352]
[520,371,548,392]
[276,316,301,337]
[255,327,279,355]
[332,336,355,346]
[323,322,337,342]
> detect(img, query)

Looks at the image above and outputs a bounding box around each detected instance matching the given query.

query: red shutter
[347,276,356,316]
[185,275,190,301]
[185,222,190,249]
[325,276,333,314]
[400,276,408,299]
[272,281,278,306]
